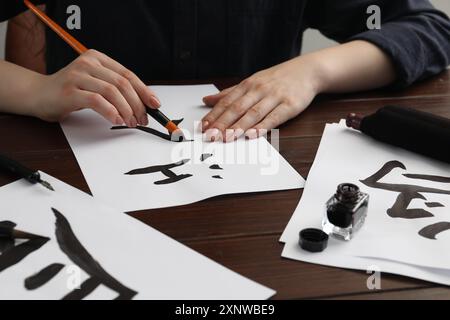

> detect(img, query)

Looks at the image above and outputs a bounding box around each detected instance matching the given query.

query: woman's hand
[201,56,324,142]
[201,40,397,142]
[33,49,160,127]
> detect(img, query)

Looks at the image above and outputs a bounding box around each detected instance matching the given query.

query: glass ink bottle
[322,183,369,241]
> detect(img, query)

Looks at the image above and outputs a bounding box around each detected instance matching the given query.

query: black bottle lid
[299,228,329,253]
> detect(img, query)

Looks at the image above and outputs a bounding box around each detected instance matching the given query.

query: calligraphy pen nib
[39,179,55,192]
[171,129,191,142]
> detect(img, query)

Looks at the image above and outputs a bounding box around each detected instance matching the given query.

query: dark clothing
[1,0,450,87]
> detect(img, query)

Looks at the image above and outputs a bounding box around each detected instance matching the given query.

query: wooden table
[1,70,449,300]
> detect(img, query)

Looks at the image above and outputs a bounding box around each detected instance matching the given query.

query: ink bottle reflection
[322,183,369,241]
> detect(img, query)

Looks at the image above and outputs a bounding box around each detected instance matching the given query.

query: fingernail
[257,129,268,137]
[140,115,149,126]
[245,129,258,140]
[149,96,161,108]
[225,129,235,142]
[205,128,220,142]
[129,116,138,128]
[234,128,245,140]
[115,116,124,125]
[201,121,210,132]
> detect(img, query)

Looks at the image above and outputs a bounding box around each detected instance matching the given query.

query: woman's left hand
[201,56,324,142]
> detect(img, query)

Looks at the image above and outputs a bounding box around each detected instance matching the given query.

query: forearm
[304,40,397,94]
[0,60,43,116]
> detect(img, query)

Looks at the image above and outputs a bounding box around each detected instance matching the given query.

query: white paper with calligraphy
[281,121,450,284]
[0,173,275,300]
[60,85,304,212]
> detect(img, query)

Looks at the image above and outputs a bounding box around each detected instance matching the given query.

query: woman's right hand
[33,49,160,127]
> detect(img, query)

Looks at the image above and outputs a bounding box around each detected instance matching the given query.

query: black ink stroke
[212,175,223,180]
[111,119,186,142]
[126,159,190,175]
[426,202,445,208]
[125,159,193,185]
[361,161,450,219]
[0,221,49,273]
[209,165,223,170]
[200,154,213,162]
[112,126,172,141]
[25,263,65,290]
[52,208,137,300]
[419,222,450,240]
[0,221,16,231]
[154,174,193,185]
[404,174,450,184]
[64,277,103,300]
[0,221,16,253]
[388,192,434,219]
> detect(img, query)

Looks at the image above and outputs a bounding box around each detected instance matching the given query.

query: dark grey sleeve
[0,0,48,22]
[305,0,450,88]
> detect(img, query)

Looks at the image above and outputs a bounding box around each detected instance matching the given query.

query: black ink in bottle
[322,183,369,241]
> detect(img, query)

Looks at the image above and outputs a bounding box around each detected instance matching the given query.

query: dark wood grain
[0,70,449,300]
[329,287,450,300]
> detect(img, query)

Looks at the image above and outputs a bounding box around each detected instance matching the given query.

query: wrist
[26,73,53,120]
[291,54,330,96]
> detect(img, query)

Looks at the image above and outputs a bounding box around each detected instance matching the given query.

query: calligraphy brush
[346,105,450,164]
[0,225,42,240]
[0,152,54,191]
[23,0,186,142]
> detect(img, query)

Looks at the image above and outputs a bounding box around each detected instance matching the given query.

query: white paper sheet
[60,85,304,212]
[0,173,275,300]
[281,121,450,285]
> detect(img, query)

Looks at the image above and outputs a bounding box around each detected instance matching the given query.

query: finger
[89,65,148,126]
[209,91,264,140]
[230,97,280,140]
[77,74,137,127]
[90,50,161,109]
[204,128,223,142]
[72,89,124,125]
[201,85,246,132]
[246,104,295,139]
[203,86,236,107]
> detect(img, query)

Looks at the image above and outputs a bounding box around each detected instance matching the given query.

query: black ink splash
[200,154,213,162]
[0,221,50,273]
[125,159,193,185]
[209,165,223,170]
[25,263,65,290]
[419,222,450,240]
[212,175,223,180]
[52,208,137,300]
